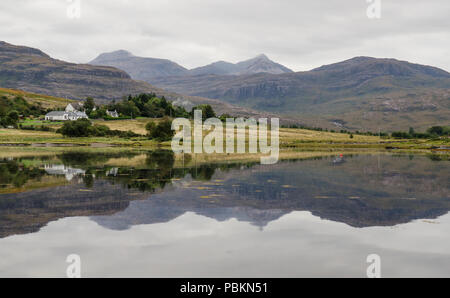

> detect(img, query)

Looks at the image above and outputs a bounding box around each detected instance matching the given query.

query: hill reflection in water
[0,150,448,239]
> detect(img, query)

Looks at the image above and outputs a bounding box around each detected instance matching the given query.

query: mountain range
[0,41,271,118]
[149,57,450,131]
[89,51,293,79]
[1,40,449,131]
[89,48,450,131]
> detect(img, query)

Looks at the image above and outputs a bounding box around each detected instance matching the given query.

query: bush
[20,125,53,132]
[427,126,448,136]
[59,119,92,137]
[146,118,174,141]
[58,119,142,138]
[391,131,412,139]
[191,104,216,120]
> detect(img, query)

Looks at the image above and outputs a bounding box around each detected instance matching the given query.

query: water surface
[0,150,448,277]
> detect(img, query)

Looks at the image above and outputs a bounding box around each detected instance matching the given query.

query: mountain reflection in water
[0,150,448,239]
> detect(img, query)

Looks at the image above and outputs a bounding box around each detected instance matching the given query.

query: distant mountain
[0,41,162,101]
[89,50,189,80]
[0,41,270,118]
[151,56,450,131]
[190,54,293,75]
[89,51,293,79]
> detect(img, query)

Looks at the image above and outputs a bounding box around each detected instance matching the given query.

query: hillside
[150,57,450,131]
[0,87,73,109]
[0,41,166,102]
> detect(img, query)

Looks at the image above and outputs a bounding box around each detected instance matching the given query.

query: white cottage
[65,103,84,113]
[45,103,89,121]
[106,110,119,118]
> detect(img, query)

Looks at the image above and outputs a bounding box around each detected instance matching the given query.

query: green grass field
[1,119,448,155]
[0,88,447,155]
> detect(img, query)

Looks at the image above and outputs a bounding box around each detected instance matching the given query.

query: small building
[106,110,119,118]
[45,102,89,121]
[45,111,70,121]
[45,111,88,121]
[65,102,85,113]
[74,111,88,119]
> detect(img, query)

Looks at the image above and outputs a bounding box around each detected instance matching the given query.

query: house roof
[45,111,68,117]
[68,103,84,110]
[75,111,88,117]
[46,111,83,117]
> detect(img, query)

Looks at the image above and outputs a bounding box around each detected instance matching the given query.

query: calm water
[0,150,449,277]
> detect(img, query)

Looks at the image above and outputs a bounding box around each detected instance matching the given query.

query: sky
[0,0,449,71]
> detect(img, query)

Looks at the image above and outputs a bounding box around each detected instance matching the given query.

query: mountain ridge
[189,54,294,76]
[89,50,294,79]
[0,41,279,119]
[89,49,190,80]
[149,56,450,131]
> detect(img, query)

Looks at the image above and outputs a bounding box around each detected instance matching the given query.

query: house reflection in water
[44,164,86,181]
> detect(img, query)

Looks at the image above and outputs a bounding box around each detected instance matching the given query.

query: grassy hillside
[0,87,73,109]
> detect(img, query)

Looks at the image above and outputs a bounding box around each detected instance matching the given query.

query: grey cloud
[0,0,449,71]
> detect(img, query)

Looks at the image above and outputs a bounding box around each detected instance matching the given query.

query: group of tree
[57,93,224,141]
[145,118,174,141]
[58,118,140,138]
[391,126,450,139]
[281,123,450,139]
[87,93,192,119]
[0,95,48,127]
[85,94,224,123]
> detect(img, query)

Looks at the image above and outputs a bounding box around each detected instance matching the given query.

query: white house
[106,110,119,118]
[45,103,89,121]
[45,111,70,121]
[65,102,84,113]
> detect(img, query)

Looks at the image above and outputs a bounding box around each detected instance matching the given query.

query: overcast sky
[0,0,449,71]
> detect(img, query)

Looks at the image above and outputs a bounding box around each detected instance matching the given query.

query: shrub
[59,119,92,137]
[58,119,143,138]
[146,118,174,141]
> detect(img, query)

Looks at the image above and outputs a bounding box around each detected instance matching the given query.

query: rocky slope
[151,57,450,131]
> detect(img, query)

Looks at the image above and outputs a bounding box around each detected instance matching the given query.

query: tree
[427,126,444,136]
[146,118,174,141]
[59,119,92,137]
[117,100,139,118]
[1,110,19,127]
[391,131,411,139]
[191,104,216,120]
[84,97,95,115]
[7,110,19,122]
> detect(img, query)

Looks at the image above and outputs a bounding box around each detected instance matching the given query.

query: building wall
[45,115,67,121]
[65,104,75,112]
